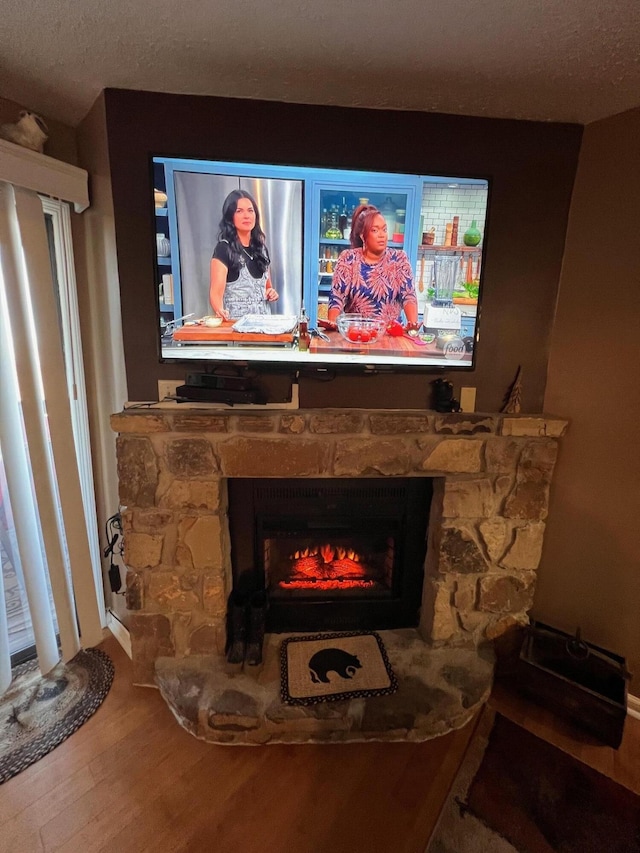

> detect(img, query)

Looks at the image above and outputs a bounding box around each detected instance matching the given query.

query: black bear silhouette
[308,647,362,684]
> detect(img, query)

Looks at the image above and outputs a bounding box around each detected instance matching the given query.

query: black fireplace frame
[228,477,432,632]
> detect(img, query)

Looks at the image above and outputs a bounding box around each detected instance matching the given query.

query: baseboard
[628,693,640,720]
[106,609,132,659]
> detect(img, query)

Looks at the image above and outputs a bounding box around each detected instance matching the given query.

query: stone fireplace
[111,407,567,744]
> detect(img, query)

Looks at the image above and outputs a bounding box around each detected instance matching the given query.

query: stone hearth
[156,631,494,744]
[111,407,567,744]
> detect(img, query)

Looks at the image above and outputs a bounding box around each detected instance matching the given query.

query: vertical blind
[0,180,103,693]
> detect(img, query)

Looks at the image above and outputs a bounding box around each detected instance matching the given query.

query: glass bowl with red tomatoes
[336,314,385,345]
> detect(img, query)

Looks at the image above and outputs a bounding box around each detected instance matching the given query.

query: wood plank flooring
[1,633,638,853]
[0,635,477,853]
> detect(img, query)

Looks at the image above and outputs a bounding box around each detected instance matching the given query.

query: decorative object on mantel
[427,708,640,853]
[431,377,461,412]
[0,648,114,783]
[280,631,397,705]
[0,110,48,153]
[501,365,523,413]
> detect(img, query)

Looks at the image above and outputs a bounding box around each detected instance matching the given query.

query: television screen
[152,157,489,372]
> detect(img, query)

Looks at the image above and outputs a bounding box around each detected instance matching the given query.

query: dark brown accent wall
[104,88,582,409]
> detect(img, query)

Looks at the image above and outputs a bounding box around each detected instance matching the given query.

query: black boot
[225,591,249,668]
[245,590,269,669]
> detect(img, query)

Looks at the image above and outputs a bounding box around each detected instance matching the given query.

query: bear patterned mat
[280,631,398,705]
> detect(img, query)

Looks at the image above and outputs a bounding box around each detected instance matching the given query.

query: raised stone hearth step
[154,630,494,745]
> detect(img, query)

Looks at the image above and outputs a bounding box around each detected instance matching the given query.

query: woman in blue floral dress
[328,204,418,327]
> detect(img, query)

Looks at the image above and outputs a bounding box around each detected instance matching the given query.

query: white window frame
[40,196,105,616]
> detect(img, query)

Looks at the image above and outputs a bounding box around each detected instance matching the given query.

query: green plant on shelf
[462,281,480,299]
[424,282,478,301]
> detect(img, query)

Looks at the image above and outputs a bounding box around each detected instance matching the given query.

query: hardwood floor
[0,635,477,853]
[2,634,638,853]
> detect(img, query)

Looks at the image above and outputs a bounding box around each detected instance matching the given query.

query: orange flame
[319,543,334,563]
[286,542,371,589]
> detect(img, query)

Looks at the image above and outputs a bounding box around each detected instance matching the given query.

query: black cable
[104,512,125,594]
[103,512,123,558]
[123,401,164,409]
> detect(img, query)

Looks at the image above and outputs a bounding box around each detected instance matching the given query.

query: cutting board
[172,321,294,345]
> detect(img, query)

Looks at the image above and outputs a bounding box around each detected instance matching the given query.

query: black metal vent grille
[228,476,433,632]
[255,484,408,502]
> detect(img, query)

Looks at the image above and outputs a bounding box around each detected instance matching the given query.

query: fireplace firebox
[228,478,432,632]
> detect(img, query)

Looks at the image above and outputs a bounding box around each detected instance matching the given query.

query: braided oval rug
[0,647,114,784]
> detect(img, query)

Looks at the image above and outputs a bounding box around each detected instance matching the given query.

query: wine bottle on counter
[339,198,348,239]
[298,305,310,352]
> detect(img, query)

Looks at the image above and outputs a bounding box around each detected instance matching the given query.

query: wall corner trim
[106,609,132,659]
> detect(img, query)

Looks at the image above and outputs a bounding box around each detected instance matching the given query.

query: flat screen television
[152,156,489,376]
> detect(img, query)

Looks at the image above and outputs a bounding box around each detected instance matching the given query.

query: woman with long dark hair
[209,189,279,319]
[328,204,418,327]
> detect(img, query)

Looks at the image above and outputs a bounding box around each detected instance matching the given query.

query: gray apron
[223,260,269,318]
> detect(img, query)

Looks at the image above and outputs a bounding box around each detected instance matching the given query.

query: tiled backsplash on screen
[421,184,488,246]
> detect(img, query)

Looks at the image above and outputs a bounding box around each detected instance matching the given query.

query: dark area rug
[0,647,114,783]
[427,709,640,853]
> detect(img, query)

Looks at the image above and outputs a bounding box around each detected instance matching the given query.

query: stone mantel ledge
[111,408,568,438]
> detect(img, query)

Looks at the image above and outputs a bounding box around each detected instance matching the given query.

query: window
[0,181,104,688]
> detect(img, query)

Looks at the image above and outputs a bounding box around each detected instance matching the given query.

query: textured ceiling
[2,0,640,127]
